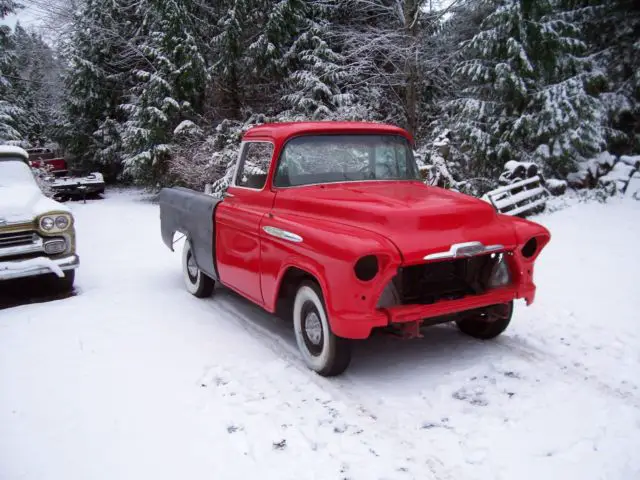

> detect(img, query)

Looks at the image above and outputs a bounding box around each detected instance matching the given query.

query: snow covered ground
[1,189,639,480]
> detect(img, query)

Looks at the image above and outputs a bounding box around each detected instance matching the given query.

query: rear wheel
[182,240,214,298]
[456,301,513,339]
[293,281,351,377]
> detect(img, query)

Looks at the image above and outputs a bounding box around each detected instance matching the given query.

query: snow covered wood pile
[481,161,551,217]
[567,153,639,195]
[626,172,640,200]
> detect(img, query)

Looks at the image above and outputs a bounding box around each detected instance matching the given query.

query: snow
[620,155,640,168]
[0,162,71,220]
[1,190,640,480]
[50,172,104,187]
[545,178,567,189]
[592,151,617,168]
[0,145,28,159]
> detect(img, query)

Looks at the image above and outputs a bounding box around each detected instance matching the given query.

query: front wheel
[293,281,351,377]
[182,240,214,298]
[455,301,513,339]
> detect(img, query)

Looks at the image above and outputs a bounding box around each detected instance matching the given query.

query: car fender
[261,214,402,324]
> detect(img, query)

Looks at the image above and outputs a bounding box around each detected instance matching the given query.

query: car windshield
[273,134,420,187]
[0,160,37,187]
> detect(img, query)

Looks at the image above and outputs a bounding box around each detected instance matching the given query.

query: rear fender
[158,187,221,280]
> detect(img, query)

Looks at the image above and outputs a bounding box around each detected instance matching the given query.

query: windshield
[0,160,37,187]
[273,134,420,187]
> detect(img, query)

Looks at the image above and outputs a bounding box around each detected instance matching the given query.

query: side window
[236,142,274,189]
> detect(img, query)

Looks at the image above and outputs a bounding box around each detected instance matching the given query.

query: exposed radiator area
[378,253,503,307]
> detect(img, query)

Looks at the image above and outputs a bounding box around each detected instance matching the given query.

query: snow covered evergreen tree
[119,0,209,184]
[0,0,23,142]
[10,24,64,145]
[280,6,353,119]
[448,0,607,177]
[561,0,640,154]
[61,0,130,172]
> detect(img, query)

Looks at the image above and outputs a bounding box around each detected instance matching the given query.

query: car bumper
[0,254,79,281]
[330,285,535,339]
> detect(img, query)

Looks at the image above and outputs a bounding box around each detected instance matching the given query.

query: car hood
[0,184,69,223]
[273,181,518,264]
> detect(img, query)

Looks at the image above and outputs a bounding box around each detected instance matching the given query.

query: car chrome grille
[0,231,38,248]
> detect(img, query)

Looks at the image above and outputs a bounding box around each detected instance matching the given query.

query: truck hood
[273,181,518,264]
[0,184,69,223]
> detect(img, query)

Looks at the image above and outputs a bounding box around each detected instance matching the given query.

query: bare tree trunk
[229,64,242,120]
[403,0,420,136]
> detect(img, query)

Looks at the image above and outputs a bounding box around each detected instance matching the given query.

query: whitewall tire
[182,240,214,298]
[293,281,351,377]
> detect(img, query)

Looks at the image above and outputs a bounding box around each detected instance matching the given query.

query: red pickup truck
[159,122,550,376]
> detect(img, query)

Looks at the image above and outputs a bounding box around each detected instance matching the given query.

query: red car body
[159,121,550,375]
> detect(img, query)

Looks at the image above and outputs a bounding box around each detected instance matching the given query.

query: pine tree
[560,0,640,154]
[0,0,23,142]
[9,24,64,145]
[448,0,606,177]
[280,3,352,119]
[119,0,209,184]
[61,0,129,171]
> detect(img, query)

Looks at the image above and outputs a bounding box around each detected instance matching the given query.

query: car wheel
[182,240,214,298]
[293,281,351,377]
[456,301,513,339]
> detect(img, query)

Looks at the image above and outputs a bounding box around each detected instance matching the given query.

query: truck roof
[243,121,413,143]
[0,145,29,162]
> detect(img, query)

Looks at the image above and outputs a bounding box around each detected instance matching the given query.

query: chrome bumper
[0,254,79,281]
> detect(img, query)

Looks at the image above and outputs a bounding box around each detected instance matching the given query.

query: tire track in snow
[204,294,456,480]
[494,336,640,409]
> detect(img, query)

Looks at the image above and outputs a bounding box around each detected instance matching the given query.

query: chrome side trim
[262,226,303,243]
[0,218,34,228]
[423,241,504,261]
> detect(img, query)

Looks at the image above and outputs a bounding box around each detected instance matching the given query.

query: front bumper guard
[0,254,79,281]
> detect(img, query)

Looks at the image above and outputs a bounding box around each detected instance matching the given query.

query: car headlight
[55,215,69,230]
[40,216,55,231]
[38,213,72,233]
[488,254,511,288]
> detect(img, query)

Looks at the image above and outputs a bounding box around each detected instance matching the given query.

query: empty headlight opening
[354,255,379,282]
[522,237,538,258]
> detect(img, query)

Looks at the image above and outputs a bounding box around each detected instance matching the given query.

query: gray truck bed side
[158,187,222,281]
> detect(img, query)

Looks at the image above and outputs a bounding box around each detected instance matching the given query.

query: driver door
[215,141,275,305]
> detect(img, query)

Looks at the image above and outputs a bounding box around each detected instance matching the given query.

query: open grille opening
[0,231,37,249]
[392,254,499,305]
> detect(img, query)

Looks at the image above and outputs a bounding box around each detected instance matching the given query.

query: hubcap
[187,253,198,279]
[304,312,323,346]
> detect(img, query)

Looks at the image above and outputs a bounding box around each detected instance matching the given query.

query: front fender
[260,213,401,336]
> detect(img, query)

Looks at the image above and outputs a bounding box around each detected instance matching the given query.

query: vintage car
[0,146,79,291]
[159,122,550,376]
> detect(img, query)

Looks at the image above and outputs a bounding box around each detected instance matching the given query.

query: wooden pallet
[481,175,550,217]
